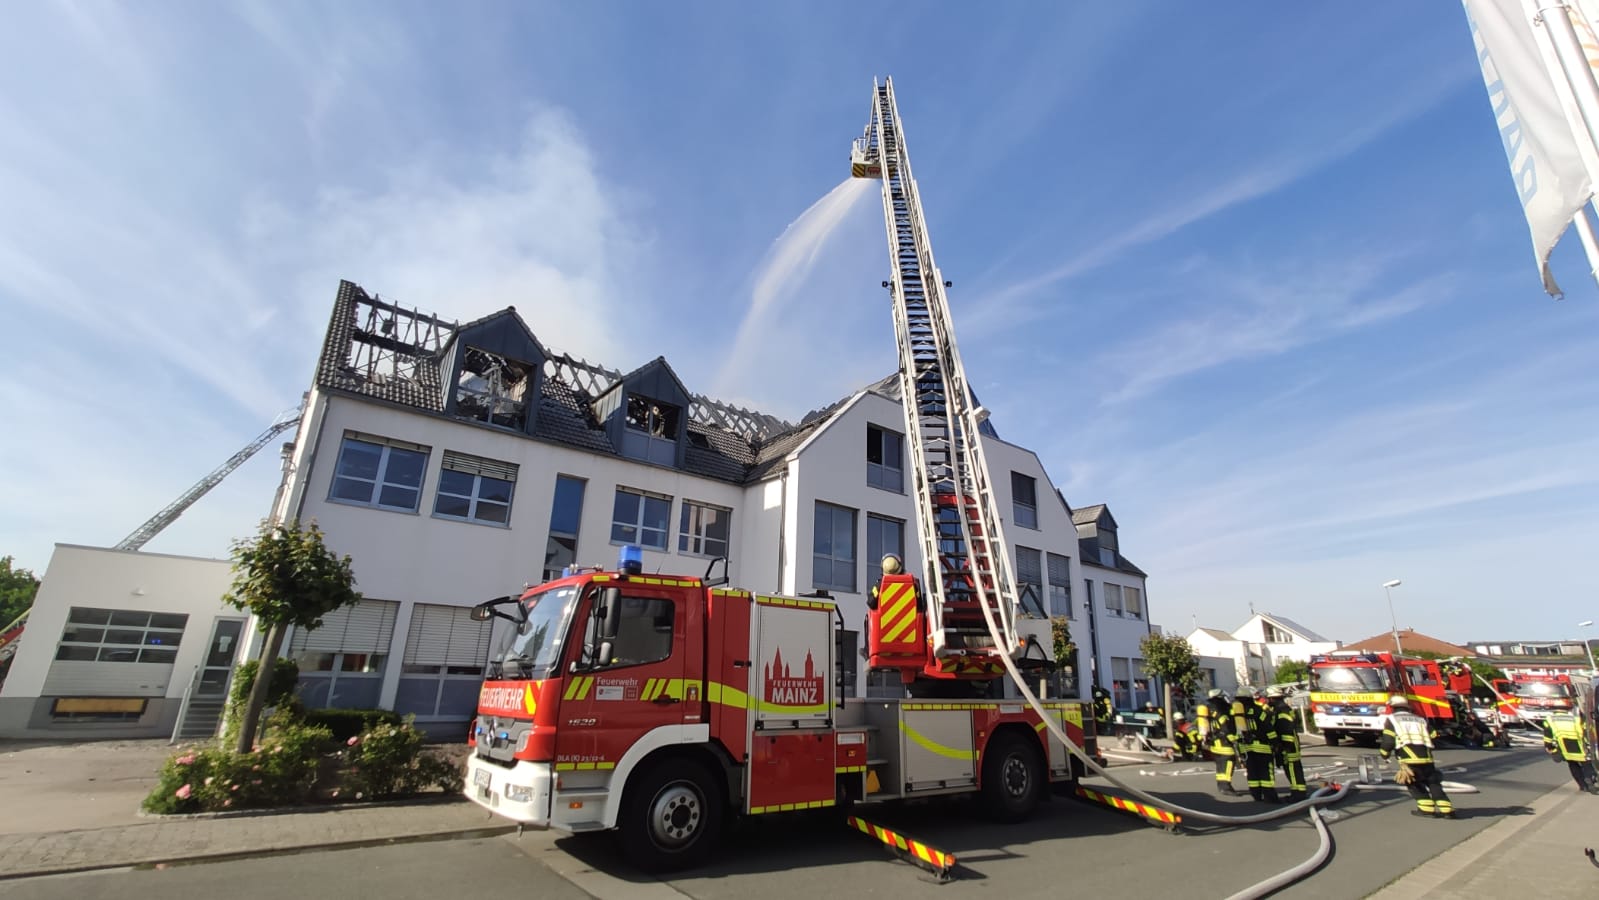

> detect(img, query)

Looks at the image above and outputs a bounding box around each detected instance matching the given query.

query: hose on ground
[1222,803,1334,900]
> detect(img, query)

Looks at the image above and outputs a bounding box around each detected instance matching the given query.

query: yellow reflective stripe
[835,765,866,774]
[902,703,996,710]
[707,681,751,710]
[750,799,835,814]
[555,760,616,772]
[756,595,835,611]
[900,720,977,761]
[592,575,612,582]
[710,588,750,598]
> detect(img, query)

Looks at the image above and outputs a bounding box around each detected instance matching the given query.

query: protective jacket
[1234,698,1277,754]
[1380,710,1437,764]
[1197,697,1235,755]
[1543,712,1591,762]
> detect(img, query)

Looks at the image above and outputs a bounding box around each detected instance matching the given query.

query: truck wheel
[618,758,724,873]
[1323,730,1339,747]
[981,732,1044,823]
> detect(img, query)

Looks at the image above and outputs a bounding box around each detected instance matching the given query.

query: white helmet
[1388,694,1409,709]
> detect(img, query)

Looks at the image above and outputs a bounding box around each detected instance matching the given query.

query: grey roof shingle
[1262,613,1330,643]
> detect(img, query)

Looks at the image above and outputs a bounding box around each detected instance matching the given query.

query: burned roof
[316,280,818,484]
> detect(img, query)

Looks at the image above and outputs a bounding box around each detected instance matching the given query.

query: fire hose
[967,586,1481,896]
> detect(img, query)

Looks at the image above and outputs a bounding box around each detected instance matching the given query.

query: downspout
[775,465,789,593]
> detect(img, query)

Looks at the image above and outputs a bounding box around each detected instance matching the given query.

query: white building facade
[0,545,239,738]
[1186,613,1340,691]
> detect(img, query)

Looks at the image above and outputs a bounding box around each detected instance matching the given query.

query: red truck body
[1309,652,1472,745]
[462,566,1093,870]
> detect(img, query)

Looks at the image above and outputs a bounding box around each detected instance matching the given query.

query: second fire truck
[1308,651,1474,745]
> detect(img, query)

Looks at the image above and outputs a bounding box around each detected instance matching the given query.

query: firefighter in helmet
[1092,687,1114,734]
[1541,709,1599,794]
[1265,685,1307,802]
[1168,711,1201,761]
[866,554,903,610]
[1234,688,1280,803]
[1381,694,1455,818]
[1197,687,1239,795]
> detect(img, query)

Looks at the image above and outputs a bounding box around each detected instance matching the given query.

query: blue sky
[2,3,1596,647]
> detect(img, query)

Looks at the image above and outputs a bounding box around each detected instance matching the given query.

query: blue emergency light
[618,544,644,576]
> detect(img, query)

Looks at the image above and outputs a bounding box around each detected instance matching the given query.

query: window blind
[289,600,398,655]
[442,450,518,482]
[403,603,493,667]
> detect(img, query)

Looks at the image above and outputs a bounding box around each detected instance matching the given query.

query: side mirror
[600,586,622,641]
[471,595,524,626]
[703,556,729,588]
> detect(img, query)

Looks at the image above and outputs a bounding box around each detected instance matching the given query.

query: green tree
[1272,659,1309,684]
[225,520,361,754]
[1050,617,1079,696]
[0,556,40,626]
[1139,633,1201,734]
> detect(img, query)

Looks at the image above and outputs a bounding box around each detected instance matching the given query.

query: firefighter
[1235,688,1280,803]
[1168,711,1201,761]
[1198,687,1239,795]
[1093,688,1114,734]
[1541,710,1599,794]
[1381,695,1455,819]
[1265,686,1307,802]
[865,554,903,609]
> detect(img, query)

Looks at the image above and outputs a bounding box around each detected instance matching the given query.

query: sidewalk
[0,738,514,880]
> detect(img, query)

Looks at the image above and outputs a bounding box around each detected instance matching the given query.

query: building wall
[0,545,235,738]
[1082,561,1153,708]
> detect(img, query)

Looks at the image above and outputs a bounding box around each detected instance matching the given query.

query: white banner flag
[1463,0,1593,295]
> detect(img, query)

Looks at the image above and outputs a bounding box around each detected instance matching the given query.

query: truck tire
[981,732,1044,823]
[1323,729,1339,746]
[618,757,724,873]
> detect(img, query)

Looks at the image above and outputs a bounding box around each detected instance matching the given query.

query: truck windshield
[494,585,579,679]
[1311,666,1390,693]
[1513,682,1573,698]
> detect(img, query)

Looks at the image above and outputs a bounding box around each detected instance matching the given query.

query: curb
[135,791,468,821]
[0,823,521,882]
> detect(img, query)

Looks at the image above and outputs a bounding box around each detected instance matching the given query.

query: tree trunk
[234,622,286,754]
[1163,681,1174,740]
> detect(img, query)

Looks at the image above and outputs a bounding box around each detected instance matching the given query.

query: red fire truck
[1506,673,1578,725]
[462,552,1093,871]
[463,78,1096,872]
[1308,651,1473,745]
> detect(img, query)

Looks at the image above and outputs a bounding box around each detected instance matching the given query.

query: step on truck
[462,547,1094,871]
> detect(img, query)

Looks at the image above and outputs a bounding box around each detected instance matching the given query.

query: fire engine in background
[1506,673,1578,725]
[1488,677,1522,724]
[460,77,1095,873]
[1308,651,1473,746]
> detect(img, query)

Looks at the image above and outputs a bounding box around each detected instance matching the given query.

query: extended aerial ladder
[115,405,304,551]
[853,78,1025,688]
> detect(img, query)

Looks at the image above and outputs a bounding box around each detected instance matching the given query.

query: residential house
[1186,613,1340,692]
[1072,504,1159,709]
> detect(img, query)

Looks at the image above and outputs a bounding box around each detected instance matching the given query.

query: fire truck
[461,77,1096,872]
[1506,673,1578,725]
[1308,651,1473,745]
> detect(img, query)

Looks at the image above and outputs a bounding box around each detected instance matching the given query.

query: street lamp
[1383,580,1403,657]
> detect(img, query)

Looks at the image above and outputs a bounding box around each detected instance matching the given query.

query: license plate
[474,768,492,789]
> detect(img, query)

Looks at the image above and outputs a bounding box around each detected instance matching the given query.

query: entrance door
[196,618,246,702]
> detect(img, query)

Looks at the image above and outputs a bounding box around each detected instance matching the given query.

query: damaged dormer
[439,308,547,436]
[592,357,693,467]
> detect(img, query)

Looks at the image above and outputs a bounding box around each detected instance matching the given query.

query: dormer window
[1098,526,1118,567]
[622,394,680,465]
[455,347,533,430]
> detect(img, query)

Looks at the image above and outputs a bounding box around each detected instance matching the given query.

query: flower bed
[143,711,462,815]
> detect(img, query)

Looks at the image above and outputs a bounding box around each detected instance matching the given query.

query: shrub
[304,707,404,742]
[339,715,463,800]
[143,714,332,814]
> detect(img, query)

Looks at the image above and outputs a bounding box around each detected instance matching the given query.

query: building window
[1264,622,1289,643]
[866,514,904,589]
[1125,586,1143,621]
[598,594,676,668]
[1104,583,1124,617]
[328,434,428,512]
[612,487,672,550]
[813,501,858,593]
[1111,657,1132,709]
[434,451,517,525]
[1098,527,1118,567]
[395,603,495,721]
[866,425,904,493]
[1015,546,1045,618]
[290,600,399,710]
[1011,472,1038,529]
[1047,553,1072,618]
[455,347,533,430]
[622,394,680,466]
[543,475,586,582]
[679,501,731,557]
[54,608,187,664]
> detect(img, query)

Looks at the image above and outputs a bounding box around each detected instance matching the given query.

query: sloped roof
[1261,612,1331,643]
[1197,627,1235,641]
[1341,629,1474,658]
[1071,504,1106,527]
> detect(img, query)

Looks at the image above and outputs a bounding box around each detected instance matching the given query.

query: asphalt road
[0,742,1565,900]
